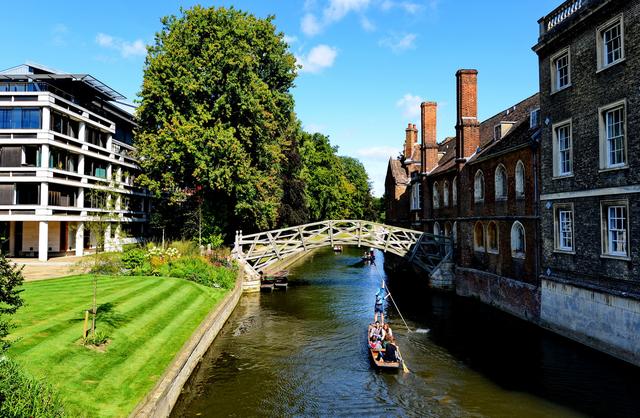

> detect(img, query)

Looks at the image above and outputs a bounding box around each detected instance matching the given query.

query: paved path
[10,256,88,281]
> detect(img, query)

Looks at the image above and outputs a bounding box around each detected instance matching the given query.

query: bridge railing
[233,220,453,276]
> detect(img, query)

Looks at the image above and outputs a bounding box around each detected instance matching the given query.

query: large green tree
[136,6,297,236]
[0,253,23,352]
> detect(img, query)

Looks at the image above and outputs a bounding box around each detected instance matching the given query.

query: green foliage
[170,240,201,257]
[82,330,109,347]
[121,248,147,271]
[0,357,65,417]
[136,5,297,235]
[0,254,24,352]
[158,256,235,289]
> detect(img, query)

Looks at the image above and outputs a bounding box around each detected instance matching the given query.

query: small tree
[84,178,121,338]
[0,252,24,352]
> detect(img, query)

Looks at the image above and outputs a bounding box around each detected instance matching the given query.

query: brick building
[534,0,640,365]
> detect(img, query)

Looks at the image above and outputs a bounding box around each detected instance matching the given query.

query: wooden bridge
[232,220,452,287]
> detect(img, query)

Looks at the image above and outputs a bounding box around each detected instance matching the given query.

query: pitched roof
[388,157,409,185]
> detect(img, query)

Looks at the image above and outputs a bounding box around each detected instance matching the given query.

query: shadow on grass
[68,302,129,328]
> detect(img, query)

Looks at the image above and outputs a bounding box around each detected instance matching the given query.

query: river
[172,247,640,417]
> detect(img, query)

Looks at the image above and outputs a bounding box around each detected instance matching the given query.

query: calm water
[172,248,640,417]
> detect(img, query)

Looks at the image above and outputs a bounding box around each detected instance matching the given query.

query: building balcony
[535,0,609,50]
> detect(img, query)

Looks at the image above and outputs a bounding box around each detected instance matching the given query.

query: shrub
[82,330,108,347]
[160,256,235,289]
[170,240,200,257]
[0,357,65,417]
[121,247,146,272]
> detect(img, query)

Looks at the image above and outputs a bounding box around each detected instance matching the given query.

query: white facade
[0,63,149,260]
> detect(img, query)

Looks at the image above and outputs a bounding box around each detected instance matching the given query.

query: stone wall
[455,267,541,322]
[540,277,640,366]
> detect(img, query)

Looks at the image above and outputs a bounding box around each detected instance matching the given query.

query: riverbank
[8,274,227,417]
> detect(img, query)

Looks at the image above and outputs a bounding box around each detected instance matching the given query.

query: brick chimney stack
[421,101,438,172]
[404,123,418,161]
[455,69,480,161]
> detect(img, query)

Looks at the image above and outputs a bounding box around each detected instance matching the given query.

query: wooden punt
[367,325,402,371]
[260,276,275,292]
[269,270,289,289]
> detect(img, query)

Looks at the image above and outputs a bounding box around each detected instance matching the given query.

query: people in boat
[382,323,393,339]
[374,281,390,324]
[377,337,399,363]
[369,321,382,339]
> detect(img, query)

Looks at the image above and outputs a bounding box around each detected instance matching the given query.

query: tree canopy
[136,6,376,241]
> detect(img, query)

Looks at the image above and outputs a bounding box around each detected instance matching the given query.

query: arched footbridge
[232,220,452,284]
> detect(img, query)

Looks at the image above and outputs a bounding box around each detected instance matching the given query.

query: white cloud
[96,32,146,58]
[380,1,427,14]
[301,13,322,36]
[324,0,371,22]
[360,16,376,32]
[283,35,298,45]
[297,44,338,74]
[379,33,417,52]
[396,93,423,118]
[356,146,398,159]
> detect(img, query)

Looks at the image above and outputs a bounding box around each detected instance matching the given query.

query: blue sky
[3,0,560,196]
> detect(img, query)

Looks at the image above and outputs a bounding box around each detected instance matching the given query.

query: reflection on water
[172,248,640,417]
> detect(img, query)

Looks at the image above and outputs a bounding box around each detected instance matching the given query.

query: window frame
[510,221,526,259]
[474,170,485,203]
[432,181,440,209]
[494,164,508,201]
[552,119,573,178]
[600,199,630,259]
[553,203,575,253]
[515,160,525,199]
[452,176,458,206]
[410,182,422,211]
[598,99,627,171]
[550,47,571,94]
[530,108,541,129]
[596,14,625,71]
[443,181,450,208]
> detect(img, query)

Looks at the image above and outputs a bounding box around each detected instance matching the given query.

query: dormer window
[494,125,501,141]
[530,108,540,128]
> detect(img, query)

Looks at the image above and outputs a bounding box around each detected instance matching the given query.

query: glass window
[452,177,457,205]
[0,108,41,129]
[555,52,570,90]
[474,222,484,251]
[555,207,574,251]
[605,106,625,167]
[487,222,498,253]
[474,171,484,202]
[432,182,440,209]
[604,205,627,257]
[515,161,525,197]
[443,182,449,207]
[511,222,525,258]
[556,124,572,176]
[495,165,507,200]
[603,23,623,65]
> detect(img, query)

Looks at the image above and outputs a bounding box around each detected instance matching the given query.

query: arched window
[452,176,458,206]
[474,170,485,202]
[452,221,458,243]
[511,221,526,258]
[433,221,441,236]
[443,181,450,207]
[432,182,440,209]
[474,222,485,251]
[495,164,507,200]
[487,221,498,253]
[515,160,525,198]
[444,222,452,237]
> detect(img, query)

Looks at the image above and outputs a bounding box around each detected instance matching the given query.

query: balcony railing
[539,0,589,36]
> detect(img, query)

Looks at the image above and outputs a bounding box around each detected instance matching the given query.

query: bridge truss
[232,220,452,276]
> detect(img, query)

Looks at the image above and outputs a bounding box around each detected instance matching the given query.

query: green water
[172,247,640,417]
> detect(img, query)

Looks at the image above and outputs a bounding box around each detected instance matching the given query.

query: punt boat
[367,324,402,371]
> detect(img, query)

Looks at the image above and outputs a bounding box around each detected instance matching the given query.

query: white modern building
[0,63,149,260]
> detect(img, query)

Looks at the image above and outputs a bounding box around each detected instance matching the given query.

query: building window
[452,221,457,243]
[0,108,41,129]
[474,222,484,251]
[487,221,498,254]
[515,160,525,198]
[511,221,525,258]
[554,204,574,252]
[552,120,572,177]
[601,201,628,258]
[494,125,502,141]
[495,164,507,200]
[474,170,484,202]
[452,177,457,206]
[597,15,624,70]
[443,181,450,207]
[50,111,80,139]
[444,222,451,238]
[432,182,440,209]
[410,182,422,211]
[433,221,441,236]
[530,108,540,128]
[599,100,626,170]
[551,48,570,92]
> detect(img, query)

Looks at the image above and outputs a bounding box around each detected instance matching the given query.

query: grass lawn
[8,274,227,417]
